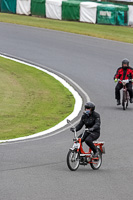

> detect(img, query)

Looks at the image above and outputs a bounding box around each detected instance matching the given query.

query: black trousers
[78,131,100,153]
[115,82,132,100]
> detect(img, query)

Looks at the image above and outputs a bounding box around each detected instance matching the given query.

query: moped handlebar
[117,79,132,86]
[67,119,78,139]
[117,79,132,83]
[67,119,93,140]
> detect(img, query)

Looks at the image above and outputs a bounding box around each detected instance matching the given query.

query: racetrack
[0,22,133,200]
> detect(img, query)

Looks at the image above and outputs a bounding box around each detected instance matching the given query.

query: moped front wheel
[122,100,126,110]
[126,99,129,108]
[90,149,102,170]
[122,91,127,110]
[67,150,79,171]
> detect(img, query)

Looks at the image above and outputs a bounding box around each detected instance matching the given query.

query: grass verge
[0,56,75,140]
[0,13,133,43]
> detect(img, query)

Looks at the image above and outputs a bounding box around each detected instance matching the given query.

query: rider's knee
[85,139,92,146]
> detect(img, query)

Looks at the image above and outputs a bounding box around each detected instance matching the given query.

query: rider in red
[114,59,133,105]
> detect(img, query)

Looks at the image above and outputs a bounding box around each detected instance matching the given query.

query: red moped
[67,120,105,171]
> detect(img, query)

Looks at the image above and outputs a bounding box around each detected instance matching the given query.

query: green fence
[62,1,80,21]
[1,0,16,13]
[116,5,128,26]
[0,0,1,11]
[97,3,128,25]
[97,5,117,25]
[0,0,130,26]
[31,0,46,17]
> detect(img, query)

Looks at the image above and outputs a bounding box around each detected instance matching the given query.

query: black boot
[130,98,133,103]
[93,149,99,158]
[117,99,121,105]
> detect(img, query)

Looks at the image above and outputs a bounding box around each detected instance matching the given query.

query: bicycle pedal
[80,157,88,165]
[79,161,87,165]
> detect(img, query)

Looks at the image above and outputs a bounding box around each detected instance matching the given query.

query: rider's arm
[131,68,133,79]
[114,69,119,80]
[114,72,120,79]
[91,113,101,131]
[75,115,84,132]
[114,68,121,80]
[128,68,133,80]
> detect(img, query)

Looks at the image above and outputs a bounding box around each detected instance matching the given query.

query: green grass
[0,56,75,140]
[0,13,133,43]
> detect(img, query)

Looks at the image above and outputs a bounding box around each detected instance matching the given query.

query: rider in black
[70,102,101,157]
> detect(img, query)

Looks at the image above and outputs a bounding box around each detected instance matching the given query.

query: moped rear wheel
[90,149,102,170]
[67,150,79,171]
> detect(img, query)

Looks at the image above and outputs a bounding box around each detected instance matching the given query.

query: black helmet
[85,102,95,111]
[122,59,129,67]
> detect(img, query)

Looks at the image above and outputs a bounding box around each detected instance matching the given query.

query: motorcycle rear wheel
[90,149,102,170]
[67,150,79,171]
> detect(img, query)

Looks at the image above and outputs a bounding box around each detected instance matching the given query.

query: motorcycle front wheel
[90,149,102,170]
[67,150,80,171]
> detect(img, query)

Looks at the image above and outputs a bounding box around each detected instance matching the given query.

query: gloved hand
[114,78,118,83]
[70,127,75,132]
[88,128,94,132]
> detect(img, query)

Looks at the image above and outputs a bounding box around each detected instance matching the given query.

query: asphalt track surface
[0,22,133,200]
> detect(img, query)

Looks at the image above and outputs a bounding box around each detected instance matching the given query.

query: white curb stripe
[0,54,83,143]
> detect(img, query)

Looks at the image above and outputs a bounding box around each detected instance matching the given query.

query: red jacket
[114,67,133,81]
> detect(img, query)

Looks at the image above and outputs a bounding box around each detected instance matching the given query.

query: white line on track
[0,54,89,144]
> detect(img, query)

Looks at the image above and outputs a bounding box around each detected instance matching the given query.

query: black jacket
[76,111,101,133]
